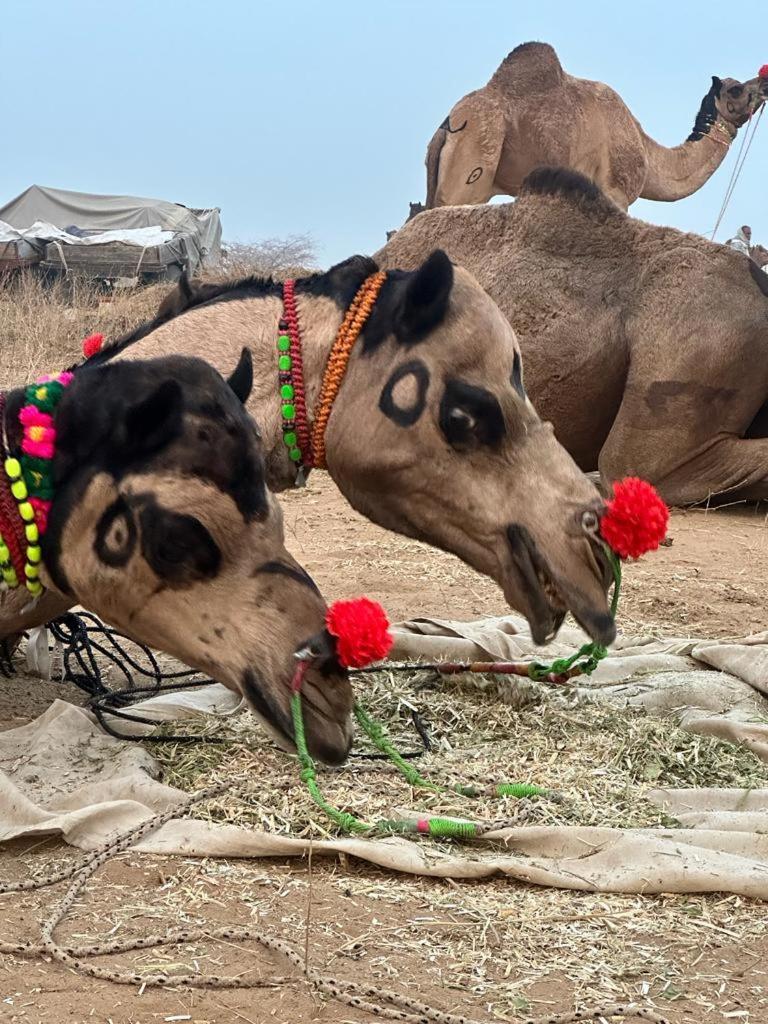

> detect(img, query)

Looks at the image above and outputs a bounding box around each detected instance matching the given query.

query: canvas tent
[0,185,221,282]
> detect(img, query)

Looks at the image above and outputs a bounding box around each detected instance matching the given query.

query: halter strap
[278,270,387,483]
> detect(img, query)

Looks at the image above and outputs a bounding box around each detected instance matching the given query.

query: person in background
[726,225,752,254]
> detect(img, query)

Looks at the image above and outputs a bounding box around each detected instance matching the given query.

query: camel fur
[421,42,767,211]
[378,168,768,507]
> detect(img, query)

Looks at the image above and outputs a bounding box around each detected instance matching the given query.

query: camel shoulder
[489,41,564,92]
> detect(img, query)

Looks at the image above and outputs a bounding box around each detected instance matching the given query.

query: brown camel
[378,167,768,508]
[421,42,767,211]
[0,353,353,763]
[84,251,616,647]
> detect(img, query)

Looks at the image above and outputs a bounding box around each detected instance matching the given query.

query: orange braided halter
[309,271,387,469]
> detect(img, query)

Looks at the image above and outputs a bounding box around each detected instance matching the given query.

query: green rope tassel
[291,692,370,834]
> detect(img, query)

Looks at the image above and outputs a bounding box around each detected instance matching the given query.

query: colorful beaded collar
[0,371,73,597]
[276,272,387,484]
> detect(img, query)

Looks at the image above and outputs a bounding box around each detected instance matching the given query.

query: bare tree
[214,235,318,279]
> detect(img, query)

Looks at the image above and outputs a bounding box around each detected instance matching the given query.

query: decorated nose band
[583,476,669,561]
[291,597,393,690]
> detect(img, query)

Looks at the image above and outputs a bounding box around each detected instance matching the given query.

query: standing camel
[421,42,767,211]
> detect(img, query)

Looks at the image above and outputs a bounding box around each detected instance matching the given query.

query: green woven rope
[291,693,370,834]
[354,703,441,793]
[527,547,622,682]
[354,701,546,801]
[293,691,503,840]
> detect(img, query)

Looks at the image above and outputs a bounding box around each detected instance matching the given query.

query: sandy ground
[1,477,768,1024]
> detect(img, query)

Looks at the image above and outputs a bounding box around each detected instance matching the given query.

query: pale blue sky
[2,0,765,264]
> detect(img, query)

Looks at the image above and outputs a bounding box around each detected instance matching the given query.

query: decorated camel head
[86,252,617,648]
[418,43,768,212]
[0,353,353,764]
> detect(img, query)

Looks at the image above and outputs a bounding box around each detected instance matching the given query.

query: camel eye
[449,408,476,430]
[440,379,506,450]
[728,85,744,98]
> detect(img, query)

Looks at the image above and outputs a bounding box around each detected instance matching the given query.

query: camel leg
[601,432,768,506]
[597,310,768,506]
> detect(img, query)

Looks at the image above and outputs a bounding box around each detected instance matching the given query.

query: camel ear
[399,250,454,341]
[711,75,723,96]
[227,347,253,405]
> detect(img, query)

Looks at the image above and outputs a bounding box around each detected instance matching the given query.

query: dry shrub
[0,272,175,388]
[207,235,317,282]
[0,236,319,388]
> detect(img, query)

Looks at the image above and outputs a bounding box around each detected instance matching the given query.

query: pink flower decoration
[22,439,55,459]
[19,405,54,429]
[57,371,74,386]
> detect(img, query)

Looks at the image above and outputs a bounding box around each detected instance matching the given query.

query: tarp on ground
[1,615,768,897]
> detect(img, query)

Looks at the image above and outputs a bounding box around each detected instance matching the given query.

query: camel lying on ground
[419,42,767,211]
[378,168,768,507]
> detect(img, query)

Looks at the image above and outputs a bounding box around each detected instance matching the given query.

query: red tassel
[82,333,104,358]
[326,597,393,669]
[600,477,669,560]
[759,64,768,80]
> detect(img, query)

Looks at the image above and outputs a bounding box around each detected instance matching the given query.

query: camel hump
[489,41,564,93]
[520,167,622,220]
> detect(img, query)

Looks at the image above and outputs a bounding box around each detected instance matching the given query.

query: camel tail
[425,120,448,208]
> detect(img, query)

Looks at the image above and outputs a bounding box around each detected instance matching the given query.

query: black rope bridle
[40,612,430,758]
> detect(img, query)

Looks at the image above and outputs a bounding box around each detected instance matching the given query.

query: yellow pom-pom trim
[27,544,41,564]
[4,457,21,480]
[11,479,27,501]
[24,522,39,543]
[18,501,34,522]
[26,579,43,596]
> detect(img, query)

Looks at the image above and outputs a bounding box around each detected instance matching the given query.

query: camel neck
[639,119,734,202]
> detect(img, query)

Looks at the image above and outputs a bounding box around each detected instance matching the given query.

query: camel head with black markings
[0,353,353,763]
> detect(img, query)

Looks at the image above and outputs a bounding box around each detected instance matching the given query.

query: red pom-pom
[759,64,768,80]
[326,597,393,669]
[82,332,104,358]
[599,477,669,560]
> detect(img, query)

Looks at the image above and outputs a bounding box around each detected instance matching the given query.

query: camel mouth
[506,523,616,647]
[240,662,353,766]
[506,523,568,644]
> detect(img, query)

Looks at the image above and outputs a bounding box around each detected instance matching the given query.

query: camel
[378,167,768,507]
[84,251,616,648]
[0,352,353,763]
[420,42,767,211]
